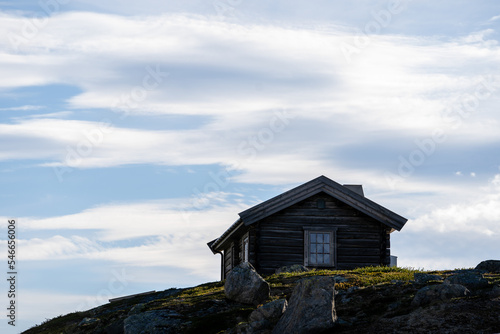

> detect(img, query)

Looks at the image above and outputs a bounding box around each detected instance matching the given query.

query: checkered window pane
[309,233,330,265]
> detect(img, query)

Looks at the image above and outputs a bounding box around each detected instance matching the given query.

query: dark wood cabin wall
[223,245,233,279]
[223,241,242,279]
[222,227,259,279]
[380,228,391,265]
[248,227,257,270]
[255,193,388,274]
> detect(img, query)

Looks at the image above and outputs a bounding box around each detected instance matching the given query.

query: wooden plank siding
[222,228,259,279]
[254,193,391,274]
[223,243,233,278]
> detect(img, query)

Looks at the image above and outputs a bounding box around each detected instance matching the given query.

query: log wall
[254,193,390,275]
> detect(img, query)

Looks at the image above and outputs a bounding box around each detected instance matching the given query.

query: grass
[24,311,91,334]
[151,281,225,310]
[347,266,423,287]
[266,266,424,292]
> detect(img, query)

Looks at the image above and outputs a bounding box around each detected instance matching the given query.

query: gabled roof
[208,175,408,253]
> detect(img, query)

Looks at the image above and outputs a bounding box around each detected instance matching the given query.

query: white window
[304,229,336,267]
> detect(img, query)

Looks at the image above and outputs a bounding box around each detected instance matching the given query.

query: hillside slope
[24,266,500,334]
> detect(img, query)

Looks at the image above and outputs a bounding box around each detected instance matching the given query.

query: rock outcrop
[443,270,489,290]
[475,259,500,273]
[224,262,270,306]
[242,299,288,333]
[412,283,470,307]
[272,276,336,334]
[123,310,183,334]
[413,273,443,284]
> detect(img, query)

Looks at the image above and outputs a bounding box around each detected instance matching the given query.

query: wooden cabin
[207,175,408,279]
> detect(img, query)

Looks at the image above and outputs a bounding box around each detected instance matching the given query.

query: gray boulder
[490,285,500,298]
[272,276,336,334]
[123,310,183,334]
[128,303,146,315]
[411,284,470,307]
[414,273,443,284]
[275,264,309,274]
[247,299,287,332]
[475,260,500,273]
[444,271,489,289]
[225,262,270,306]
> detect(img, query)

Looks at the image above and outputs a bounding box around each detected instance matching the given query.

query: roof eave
[209,219,244,252]
[238,176,408,231]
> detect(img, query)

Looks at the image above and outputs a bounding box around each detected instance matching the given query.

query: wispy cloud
[408,174,500,234]
[0,105,44,111]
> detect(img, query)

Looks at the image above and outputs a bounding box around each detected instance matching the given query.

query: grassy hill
[23,266,500,334]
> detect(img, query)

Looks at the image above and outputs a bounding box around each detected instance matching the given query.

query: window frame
[303,227,337,268]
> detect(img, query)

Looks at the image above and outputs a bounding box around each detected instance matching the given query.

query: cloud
[1,10,499,273]
[0,105,44,111]
[15,235,100,260]
[391,174,500,269]
[4,194,246,278]
[407,174,500,235]
[1,12,499,122]
[0,13,499,188]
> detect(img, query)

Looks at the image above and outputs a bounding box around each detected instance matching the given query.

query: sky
[0,0,499,332]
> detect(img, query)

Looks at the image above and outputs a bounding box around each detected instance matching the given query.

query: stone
[128,303,146,315]
[103,319,125,334]
[247,299,287,331]
[444,271,489,290]
[78,317,100,327]
[272,276,336,334]
[275,264,309,274]
[123,310,183,334]
[475,260,500,273]
[411,284,470,307]
[414,273,443,284]
[225,262,270,306]
[490,285,500,298]
[249,298,287,323]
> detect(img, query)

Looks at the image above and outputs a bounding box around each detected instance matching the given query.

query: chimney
[343,184,364,197]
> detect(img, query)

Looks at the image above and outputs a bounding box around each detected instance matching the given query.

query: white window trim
[304,228,337,268]
[242,234,249,263]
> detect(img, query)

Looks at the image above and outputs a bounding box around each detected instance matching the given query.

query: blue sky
[1,0,500,331]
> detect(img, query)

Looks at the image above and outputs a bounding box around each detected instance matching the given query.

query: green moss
[151,281,225,310]
[484,273,500,285]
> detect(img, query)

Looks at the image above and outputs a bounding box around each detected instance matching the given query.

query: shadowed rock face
[411,284,470,307]
[414,273,443,284]
[123,310,183,334]
[444,270,489,289]
[475,260,500,273]
[272,276,336,334]
[224,262,270,306]
[245,299,288,332]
